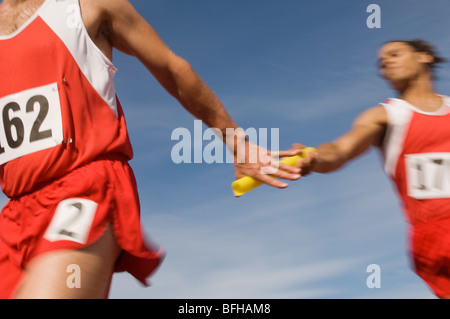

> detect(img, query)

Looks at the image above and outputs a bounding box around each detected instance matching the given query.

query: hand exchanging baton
[231,139,317,197]
[291,143,319,177]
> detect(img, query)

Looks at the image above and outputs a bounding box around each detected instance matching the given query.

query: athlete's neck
[398,73,441,112]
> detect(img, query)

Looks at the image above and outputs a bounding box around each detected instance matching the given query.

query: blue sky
[3,0,450,299]
[98,0,450,299]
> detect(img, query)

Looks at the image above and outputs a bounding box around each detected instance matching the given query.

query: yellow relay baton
[231,147,317,197]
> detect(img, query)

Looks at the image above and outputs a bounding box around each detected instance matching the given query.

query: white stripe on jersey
[40,0,119,117]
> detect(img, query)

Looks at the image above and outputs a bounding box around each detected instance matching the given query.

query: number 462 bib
[0,83,64,165]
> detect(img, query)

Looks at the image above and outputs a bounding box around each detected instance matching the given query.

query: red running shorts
[410,218,450,298]
[0,154,164,298]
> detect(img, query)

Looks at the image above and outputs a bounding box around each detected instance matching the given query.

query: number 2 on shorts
[44,198,98,244]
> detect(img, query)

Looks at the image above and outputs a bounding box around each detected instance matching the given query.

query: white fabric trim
[381,99,413,178]
[381,96,450,178]
[39,0,119,117]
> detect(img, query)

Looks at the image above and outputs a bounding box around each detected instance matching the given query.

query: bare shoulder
[354,104,388,127]
[80,0,137,19]
[79,0,141,59]
[78,0,138,33]
[351,105,388,148]
[79,0,150,56]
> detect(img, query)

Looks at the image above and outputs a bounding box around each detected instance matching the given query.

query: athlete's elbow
[169,57,209,106]
[168,54,196,81]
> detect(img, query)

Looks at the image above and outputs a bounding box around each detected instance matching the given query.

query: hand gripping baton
[231,147,317,197]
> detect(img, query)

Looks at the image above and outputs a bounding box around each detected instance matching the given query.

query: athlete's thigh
[13,225,121,299]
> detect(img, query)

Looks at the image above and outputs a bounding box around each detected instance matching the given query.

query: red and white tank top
[0,0,133,197]
[382,96,450,224]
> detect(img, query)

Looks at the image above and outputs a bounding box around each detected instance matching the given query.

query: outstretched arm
[87,0,301,187]
[295,105,388,176]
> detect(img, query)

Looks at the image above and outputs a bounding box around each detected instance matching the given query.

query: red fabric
[410,219,450,298]
[395,110,450,224]
[388,100,450,297]
[0,16,132,198]
[0,156,164,299]
[0,1,164,299]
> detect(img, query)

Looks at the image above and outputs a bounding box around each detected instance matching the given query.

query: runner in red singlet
[294,39,450,298]
[0,0,302,299]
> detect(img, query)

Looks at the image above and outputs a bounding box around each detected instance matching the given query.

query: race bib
[0,83,64,165]
[405,153,450,199]
[44,198,98,244]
